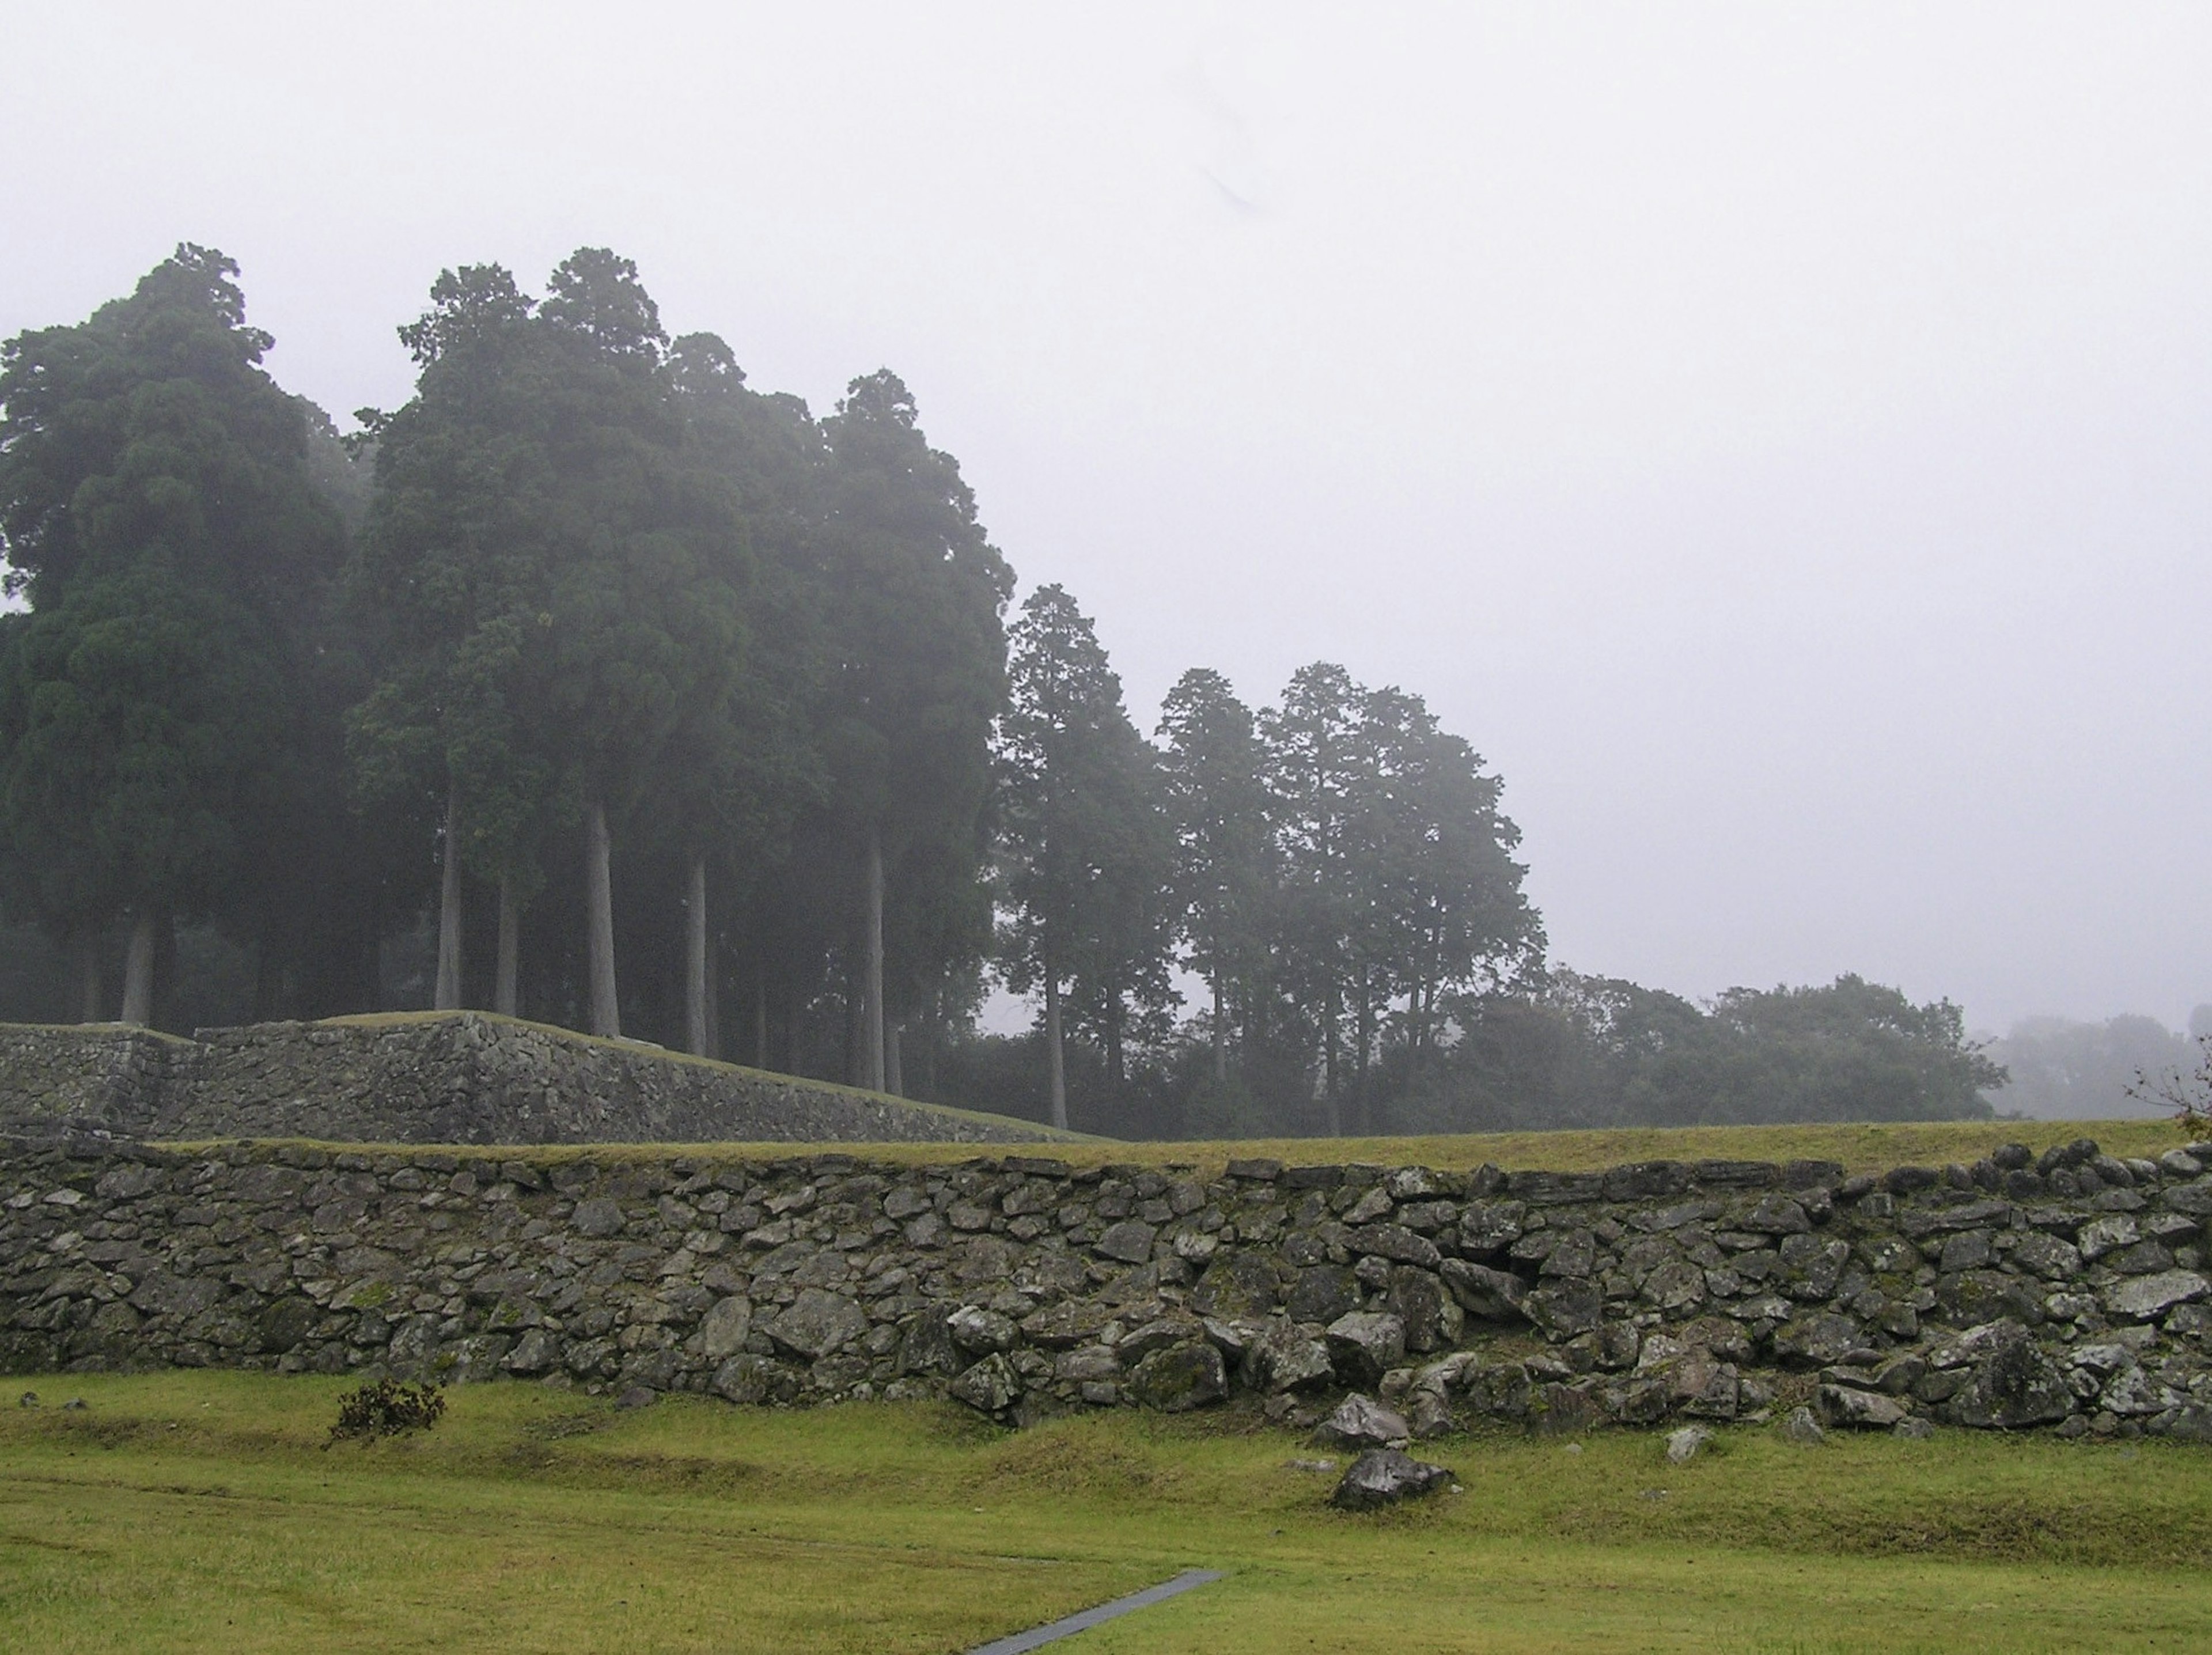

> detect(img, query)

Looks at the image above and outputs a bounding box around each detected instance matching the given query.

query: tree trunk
[861,828,885,1091]
[1355,989,1375,1135]
[1045,972,1068,1130]
[885,1024,903,1097]
[1105,993,1125,1090]
[684,853,710,1057]
[753,966,768,1070]
[495,876,520,1018]
[120,911,157,1027]
[1321,983,1342,1137]
[584,800,620,1038]
[435,793,465,1011]
[77,929,104,1024]
[1211,974,1227,1084]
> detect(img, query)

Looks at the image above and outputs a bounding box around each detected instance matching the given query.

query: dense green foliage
[0,245,2005,1134]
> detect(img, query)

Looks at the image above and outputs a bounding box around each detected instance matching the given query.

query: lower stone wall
[6,1133,2212,1441]
[0,1016,1059,1146]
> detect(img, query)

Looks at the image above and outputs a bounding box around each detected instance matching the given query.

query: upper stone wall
[0,1015,1064,1146]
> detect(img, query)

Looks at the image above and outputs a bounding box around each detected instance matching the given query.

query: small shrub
[330,1378,447,1442]
[2128,1036,2212,1135]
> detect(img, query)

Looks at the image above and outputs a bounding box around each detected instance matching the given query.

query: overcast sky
[6,2,2209,1036]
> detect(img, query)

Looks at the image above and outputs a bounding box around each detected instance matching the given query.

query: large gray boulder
[1313,1393,1409,1449]
[1127,1341,1227,1411]
[1244,1319,1335,1393]
[763,1289,867,1359]
[1325,1311,1407,1387]
[1331,1448,1453,1510]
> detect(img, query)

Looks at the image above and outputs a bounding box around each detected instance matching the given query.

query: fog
[5,1,2209,1036]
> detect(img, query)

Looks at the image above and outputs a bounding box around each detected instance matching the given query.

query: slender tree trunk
[434,793,465,1010]
[1355,990,1374,1135]
[845,969,864,1085]
[886,1024,903,1097]
[684,853,710,1057]
[1105,994,1125,1090]
[1045,973,1067,1130]
[704,957,720,1061]
[119,911,157,1027]
[861,828,885,1091]
[753,966,768,1070]
[495,877,520,1018]
[78,929,104,1024]
[584,800,620,1038]
[1321,983,1342,1137]
[1211,974,1228,1085]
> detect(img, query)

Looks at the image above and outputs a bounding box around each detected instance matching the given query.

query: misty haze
[5,9,2212,1650]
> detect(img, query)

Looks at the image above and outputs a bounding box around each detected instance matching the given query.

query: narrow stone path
[965,1569,1225,1653]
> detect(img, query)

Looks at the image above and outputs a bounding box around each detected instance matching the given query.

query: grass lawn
[1,1373,2207,1653]
[157,1115,2196,1179]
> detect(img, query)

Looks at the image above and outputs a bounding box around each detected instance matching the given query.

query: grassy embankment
[1,1372,2209,1653]
[158,1115,2193,1176]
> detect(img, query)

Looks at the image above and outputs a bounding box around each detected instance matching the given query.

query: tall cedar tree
[355,250,743,1037]
[997,584,1174,1128]
[1157,668,1274,1085]
[813,372,1009,1089]
[0,246,347,1024]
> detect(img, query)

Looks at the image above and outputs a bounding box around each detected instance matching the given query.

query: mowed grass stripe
[151,1115,2192,1176]
[2,1375,2210,1652]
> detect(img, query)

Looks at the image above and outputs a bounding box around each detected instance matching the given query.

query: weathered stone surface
[1313,1393,1408,1449]
[1439,1258,1527,1319]
[948,1305,1020,1354]
[0,1131,2203,1440]
[1331,1448,1453,1510]
[948,1353,1020,1412]
[695,1296,753,1359]
[1325,1312,1406,1387]
[1935,1322,2073,1429]
[763,1290,867,1359]
[1245,1320,1336,1393]
[1347,1224,1442,1270]
[1094,1221,1158,1264]
[1192,1252,1282,1320]
[1817,1384,1911,1429]
[1523,1282,1604,1340]
[1779,1406,1827,1445]
[2103,1271,2210,1322]
[1665,1425,1711,1463]
[1771,1313,1865,1368]
[1126,1341,1226,1411]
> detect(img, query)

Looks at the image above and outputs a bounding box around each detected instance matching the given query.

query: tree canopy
[0,243,2003,1139]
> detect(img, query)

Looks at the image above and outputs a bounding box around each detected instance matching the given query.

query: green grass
[2,1373,2208,1652]
[156,1115,2196,1179]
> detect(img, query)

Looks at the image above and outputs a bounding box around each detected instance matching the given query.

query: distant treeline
[1982,1011,2212,1120]
[0,245,2000,1135]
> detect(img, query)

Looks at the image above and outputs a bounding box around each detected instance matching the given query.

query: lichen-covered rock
[949,1353,1020,1413]
[948,1305,1020,1354]
[1127,1341,1225,1411]
[1245,1320,1335,1393]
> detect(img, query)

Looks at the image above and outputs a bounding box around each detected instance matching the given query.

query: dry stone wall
[7,1133,2212,1442]
[0,1016,1058,1146]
